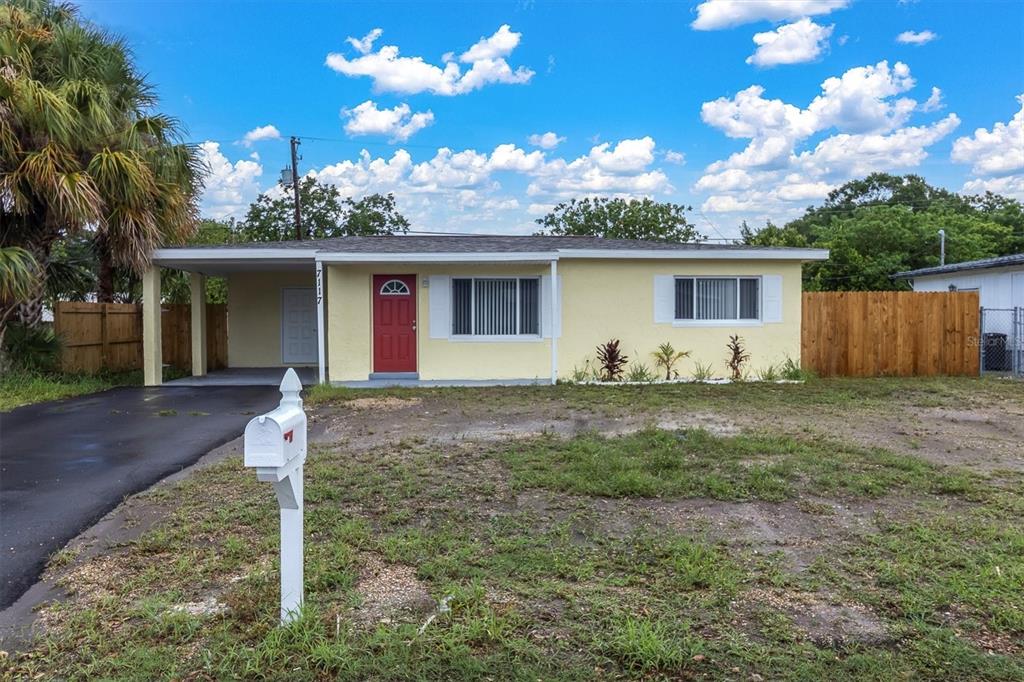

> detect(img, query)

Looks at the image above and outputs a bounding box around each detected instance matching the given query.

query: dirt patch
[315,395,742,451]
[739,587,891,647]
[344,397,423,411]
[740,402,1024,474]
[351,554,435,625]
[647,497,907,572]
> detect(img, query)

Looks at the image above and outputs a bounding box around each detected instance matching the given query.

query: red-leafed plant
[596,339,629,382]
[726,334,750,381]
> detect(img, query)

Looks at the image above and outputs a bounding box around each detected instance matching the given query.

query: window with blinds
[674,277,759,321]
[451,277,540,336]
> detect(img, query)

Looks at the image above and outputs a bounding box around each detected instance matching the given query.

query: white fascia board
[554,248,830,261]
[152,248,317,262]
[315,251,559,263]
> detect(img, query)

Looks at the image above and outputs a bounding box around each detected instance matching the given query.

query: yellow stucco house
[146,235,828,386]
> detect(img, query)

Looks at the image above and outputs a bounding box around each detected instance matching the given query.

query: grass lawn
[3,378,1022,680]
[0,368,142,411]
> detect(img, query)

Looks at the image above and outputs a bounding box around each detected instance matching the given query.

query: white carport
[144,248,322,387]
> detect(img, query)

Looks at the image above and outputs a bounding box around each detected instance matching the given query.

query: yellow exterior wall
[557,259,803,379]
[324,259,804,382]
[326,263,550,381]
[226,270,316,367]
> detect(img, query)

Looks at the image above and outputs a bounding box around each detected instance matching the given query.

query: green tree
[535,197,704,242]
[0,0,203,325]
[240,178,409,242]
[803,206,1013,291]
[738,174,1024,291]
[738,220,808,247]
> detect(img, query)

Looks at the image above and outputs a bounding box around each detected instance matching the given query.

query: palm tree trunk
[96,236,115,303]
[14,234,53,328]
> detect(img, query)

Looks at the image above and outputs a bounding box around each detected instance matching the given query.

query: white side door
[281,288,318,364]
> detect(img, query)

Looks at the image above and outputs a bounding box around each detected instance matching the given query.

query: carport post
[316,261,326,384]
[190,273,207,376]
[550,259,558,385]
[142,265,162,386]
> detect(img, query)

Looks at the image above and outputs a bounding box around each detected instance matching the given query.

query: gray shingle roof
[176,234,811,254]
[892,253,1024,279]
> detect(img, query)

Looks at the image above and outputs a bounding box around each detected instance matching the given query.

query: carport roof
[153,235,828,268]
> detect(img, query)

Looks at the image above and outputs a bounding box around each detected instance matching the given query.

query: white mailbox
[244,392,306,469]
[243,368,307,624]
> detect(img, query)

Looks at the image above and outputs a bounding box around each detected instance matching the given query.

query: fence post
[979,307,985,376]
[1014,307,1020,376]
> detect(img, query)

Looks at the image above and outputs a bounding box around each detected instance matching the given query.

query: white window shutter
[653,275,675,323]
[541,275,562,338]
[428,275,450,338]
[762,274,783,323]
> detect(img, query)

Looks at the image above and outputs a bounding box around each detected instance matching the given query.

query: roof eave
[152,246,831,265]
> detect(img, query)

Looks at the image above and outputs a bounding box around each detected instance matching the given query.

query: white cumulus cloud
[240,124,281,147]
[920,86,944,113]
[197,141,263,219]
[325,25,534,96]
[589,137,656,173]
[664,150,686,165]
[951,95,1024,185]
[897,30,938,45]
[746,19,833,68]
[342,100,434,142]
[694,61,959,218]
[347,28,383,54]
[527,131,565,149]
[460,24,521,62]
[692,0,849,30]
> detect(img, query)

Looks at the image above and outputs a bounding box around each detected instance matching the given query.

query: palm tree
[0,0,203,326]
[0,245,37,354]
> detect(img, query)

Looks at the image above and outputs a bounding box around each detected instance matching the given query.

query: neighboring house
[892,253,1024,308]
[145,235,828,386]
[893,253,1024,373]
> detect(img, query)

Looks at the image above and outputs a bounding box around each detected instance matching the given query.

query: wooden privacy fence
[801,291,980,377]
[54,301,227,374]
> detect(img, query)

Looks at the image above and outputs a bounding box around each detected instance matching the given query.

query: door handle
[412,319,417,332]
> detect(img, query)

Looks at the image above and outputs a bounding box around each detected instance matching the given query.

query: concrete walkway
[0,386,279,609]
[165,367,318,386]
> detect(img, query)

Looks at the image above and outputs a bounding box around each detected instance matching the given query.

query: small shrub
[757,364,779,382]
[3,322,62,373]
[595,339,628,382]
[779,355,813,381]
[625,362,655,383]
[568,356,599,383]
[651,342,691,380]
[691,361,714,382]
[725,335,749,381]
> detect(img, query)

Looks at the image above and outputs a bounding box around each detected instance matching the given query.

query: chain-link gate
[980,307,1023,377]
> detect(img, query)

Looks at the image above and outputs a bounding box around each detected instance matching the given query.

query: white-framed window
[675,276,760,321]
[451,277,540,336]
[379,279,411,295]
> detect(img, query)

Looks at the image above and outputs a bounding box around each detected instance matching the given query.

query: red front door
[372,275,417,373]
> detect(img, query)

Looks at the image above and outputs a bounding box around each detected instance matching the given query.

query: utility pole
[290,136,303,241]
[938,229,946,266]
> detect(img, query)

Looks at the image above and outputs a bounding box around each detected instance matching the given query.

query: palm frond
[87,147,156,207]
[0,245,38,301]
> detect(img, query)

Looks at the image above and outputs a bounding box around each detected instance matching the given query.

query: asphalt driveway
[0,386,279,609]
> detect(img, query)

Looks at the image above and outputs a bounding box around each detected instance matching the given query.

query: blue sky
[80,0,1024,237]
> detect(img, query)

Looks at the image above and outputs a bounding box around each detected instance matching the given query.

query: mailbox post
[244,368,307,624]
